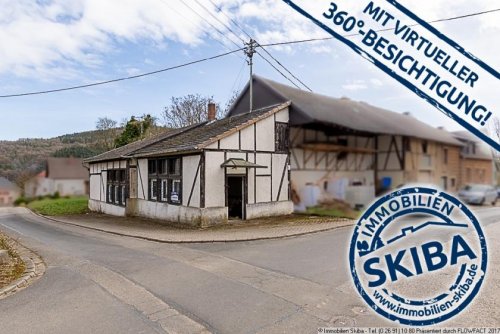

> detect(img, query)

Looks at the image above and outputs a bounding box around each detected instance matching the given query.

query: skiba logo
[350,187,487,326]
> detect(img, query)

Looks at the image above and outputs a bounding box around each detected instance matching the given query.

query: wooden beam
[299,143,377,154]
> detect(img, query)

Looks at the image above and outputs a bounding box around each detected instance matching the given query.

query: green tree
[114,115,156,148]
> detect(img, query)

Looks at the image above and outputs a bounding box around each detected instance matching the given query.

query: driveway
[0,206,499,333]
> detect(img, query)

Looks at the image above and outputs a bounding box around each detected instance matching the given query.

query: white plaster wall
[256,176,272,203]
[89,199,126,216]
[204,151,225,208]
[240,125,255,151]
[127,198,227,227]
[182,155,201,207]
[246,201,293,220]
[247,154,255,204]
[219,131,239,150]
[271,154,288,201]
[89,174,101,201]
[255,115,275,152]
[256,153,271,175]
[54,179,86,196]
[274,108,289,123]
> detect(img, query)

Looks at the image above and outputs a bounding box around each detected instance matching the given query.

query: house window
[451,178,456,188]
[275,122,289,153]
[148,157,182,205]
[422,141,428,154]
[443,148,448,164]
[107,169,127,206]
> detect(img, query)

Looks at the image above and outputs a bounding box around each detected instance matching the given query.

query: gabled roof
[84,125,197,163]
[130,102,290,157]
[85,102,290,162]
[46,158,89,180]
[228,75,462,146]
[453,131,493,160]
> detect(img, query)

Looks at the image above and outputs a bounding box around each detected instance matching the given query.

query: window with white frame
[148,157,182,205]
[107,169,127,206]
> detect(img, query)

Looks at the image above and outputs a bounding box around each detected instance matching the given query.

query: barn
[227,76,463,209]
[84,102,293,227]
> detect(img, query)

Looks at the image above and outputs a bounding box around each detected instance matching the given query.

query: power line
[205,0,312,91]
[261,8,500,47]
[156,0,244,61]
[0,48,243,98]
[1,7,497,98]
[177,0,242,50]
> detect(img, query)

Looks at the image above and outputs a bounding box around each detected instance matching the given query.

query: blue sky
[0,0,498,140]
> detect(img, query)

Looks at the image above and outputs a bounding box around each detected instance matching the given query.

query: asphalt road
[0,206,499,333]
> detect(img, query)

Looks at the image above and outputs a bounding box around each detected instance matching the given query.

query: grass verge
[28,196,89,216]
[305,206,360,220]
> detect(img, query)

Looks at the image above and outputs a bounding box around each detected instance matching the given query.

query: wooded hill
[0,129,120,183]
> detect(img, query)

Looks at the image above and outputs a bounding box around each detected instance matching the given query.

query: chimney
[208,103,216,121]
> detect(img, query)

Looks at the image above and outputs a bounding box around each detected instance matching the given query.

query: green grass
[305,207,360,219]
[28,196,89,216]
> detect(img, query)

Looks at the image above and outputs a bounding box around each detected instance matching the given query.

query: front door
[227,176,245,219]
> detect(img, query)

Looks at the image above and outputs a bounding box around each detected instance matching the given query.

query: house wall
[290,127,375,208]
[0,188,20,206]
[88,159,127,202]
[87,108,293,224]
[460,158,494,186]
[400,137,461,192]
[53,179,87,197]
[25,177,54,198]
[203,108,292,220]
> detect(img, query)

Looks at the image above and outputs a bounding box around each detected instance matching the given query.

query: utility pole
[244,39,257,112]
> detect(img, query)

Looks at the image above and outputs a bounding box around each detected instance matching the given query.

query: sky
[0,0,498,140]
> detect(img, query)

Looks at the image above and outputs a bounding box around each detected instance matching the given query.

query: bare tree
[162,94,222,128]
[95,117,118,150]
[223,90,241,116]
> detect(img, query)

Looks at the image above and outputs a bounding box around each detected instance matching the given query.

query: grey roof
[85,102,290,162]
[228,76,462,146]
[453,131,493,160]
[0,177,19,191]
[84,126,194,163]
[131,103,290,157]
[46,158,89,180]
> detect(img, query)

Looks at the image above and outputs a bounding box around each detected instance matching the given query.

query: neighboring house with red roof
[0,177,20,206]
[24,158,89,198]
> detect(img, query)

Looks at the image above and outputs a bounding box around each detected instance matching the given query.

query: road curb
[26,209,355,244]
[0,233,46,300]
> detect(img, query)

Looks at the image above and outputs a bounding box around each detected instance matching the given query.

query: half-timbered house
[84,102,293,226]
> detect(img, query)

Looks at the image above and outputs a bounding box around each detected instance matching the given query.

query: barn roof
[228,76,462,146]
[46,158,89,180]
[453,131,493,160]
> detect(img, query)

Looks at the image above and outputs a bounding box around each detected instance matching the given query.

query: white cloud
[342,80,368,91]
[0,0,498,81]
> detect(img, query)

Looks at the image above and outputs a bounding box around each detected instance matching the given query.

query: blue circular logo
[349,187,487,326]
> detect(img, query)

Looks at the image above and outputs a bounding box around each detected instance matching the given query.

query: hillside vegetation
[0,129,119,184]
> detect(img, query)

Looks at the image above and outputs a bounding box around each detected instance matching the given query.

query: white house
[24,158,89,198]
[84,102,293,227]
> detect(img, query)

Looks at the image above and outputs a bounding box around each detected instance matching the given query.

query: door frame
[225,175,247,220]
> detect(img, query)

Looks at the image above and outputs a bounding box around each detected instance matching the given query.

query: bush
[51,191,60,199]
[13,197,27,206]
